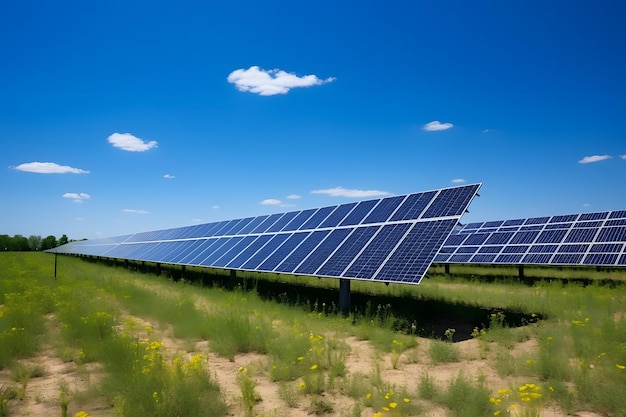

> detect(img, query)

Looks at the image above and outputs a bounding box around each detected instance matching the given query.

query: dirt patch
[0,317,599,417]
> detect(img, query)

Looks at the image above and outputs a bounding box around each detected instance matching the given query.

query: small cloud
[311,186,390,198]
[482,129,495,133]
[227,66,335,96]
[12,162,90,174]
[75,217,84,221]
[578,155,612,164]
[583,203,591,207]
[260,199,282,205]
[63,192,91,203]
[108,132,157,152]
[287,194,301,200]
[451,179,466,184]
[212,205,220,209]
[422,121,454,131]
[122,208,150,214]
[620,155,626,160]
[163,174,175,179]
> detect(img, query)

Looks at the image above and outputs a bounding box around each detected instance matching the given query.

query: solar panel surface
[435,210,626,266]
[48,183,481,284]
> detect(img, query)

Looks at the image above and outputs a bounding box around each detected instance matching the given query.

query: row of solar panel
[48,184,484,284]
[435,251,626,266]
[53,219,458,283]
[461,211,626,232]
[438,209,626,266]
[120,185,479,243]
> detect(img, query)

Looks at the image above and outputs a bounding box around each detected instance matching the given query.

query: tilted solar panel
[47,183,481,284]
[435,210,626,267]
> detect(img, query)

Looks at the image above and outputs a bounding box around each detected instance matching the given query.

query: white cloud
[63,192,91,203]
[12,162,90,174]
[287,194,301,200]
[578,155,612,164]
[108,132,157,152]
[122,208,150,214]
[212,205,220,209]
[621,155,626,160]
[227,66,335,96]
[482,129,495,133]
[260,199,282,205]
[164,174,175,179]
[311,186,390,198]
[451,178,466,184]
[422,121,454,131]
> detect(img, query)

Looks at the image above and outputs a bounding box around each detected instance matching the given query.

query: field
[1,252,625,417]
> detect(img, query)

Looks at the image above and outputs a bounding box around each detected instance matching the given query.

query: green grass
[1,252,626,416]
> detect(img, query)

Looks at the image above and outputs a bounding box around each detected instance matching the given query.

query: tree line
[0,234,70,251]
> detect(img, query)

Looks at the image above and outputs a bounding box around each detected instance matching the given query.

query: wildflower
[382,407,390,411]
[297,356,304,361]
[403,397,410,403]
[299,381,307,390]
[389,402,398,409]
[366,393,372,399]
[310,364,318,370]
[374,413,382,417]
[74,412,89,417]
[494,411,501,416]
[617,364,625,370]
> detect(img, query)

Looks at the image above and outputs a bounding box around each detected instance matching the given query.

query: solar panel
[438,209,626,267]
[47,183,481,284]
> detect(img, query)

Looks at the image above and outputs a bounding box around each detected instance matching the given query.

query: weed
[428,339,460,364]
[237,366,260,417]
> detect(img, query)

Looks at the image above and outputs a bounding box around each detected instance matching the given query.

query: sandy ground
[0,316,603,417]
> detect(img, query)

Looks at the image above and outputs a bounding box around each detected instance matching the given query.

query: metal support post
[339,279,351,311]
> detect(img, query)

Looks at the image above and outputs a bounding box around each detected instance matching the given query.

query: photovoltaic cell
[319,202,357,228]
[339,200,378,226]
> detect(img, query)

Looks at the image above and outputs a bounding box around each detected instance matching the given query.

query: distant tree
[11,235,30,251]
[41,235,57,251]
[0,234,10,251]
[59,234,69,246]
[28,235,42,251]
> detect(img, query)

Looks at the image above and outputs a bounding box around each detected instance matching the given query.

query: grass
[1,252,626,416]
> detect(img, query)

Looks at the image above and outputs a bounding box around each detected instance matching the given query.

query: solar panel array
[49,184,481,284]
[434,210,626,266]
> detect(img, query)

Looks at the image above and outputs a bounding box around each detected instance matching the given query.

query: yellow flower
[389,402,397,408]
[494,411,501,416]
[297,356,304,361]
[374,413,382,417]
[366,393,372,399]
[382,407,390,411]
[299,381,307,389]
[310,364,318,370]
[616,364,625,370]
[74,412,89,417]
[403,397,410,403]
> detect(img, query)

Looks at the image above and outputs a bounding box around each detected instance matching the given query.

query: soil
[0,318,603,417]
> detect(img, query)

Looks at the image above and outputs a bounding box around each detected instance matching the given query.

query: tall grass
[1,253,626,416]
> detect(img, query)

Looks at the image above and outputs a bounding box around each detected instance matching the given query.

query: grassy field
[1,252,625,416]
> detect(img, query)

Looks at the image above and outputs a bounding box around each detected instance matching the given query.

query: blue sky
[1,1,625,240]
